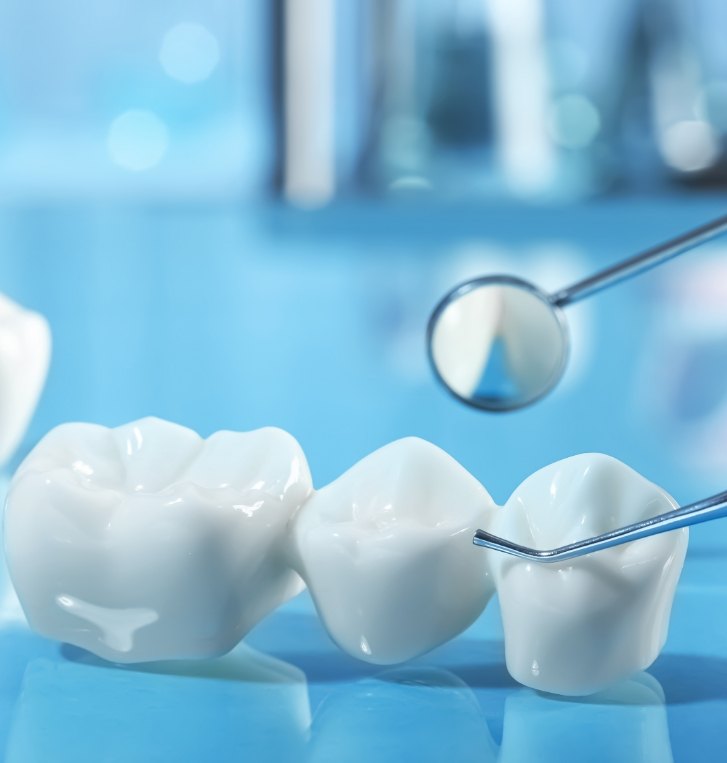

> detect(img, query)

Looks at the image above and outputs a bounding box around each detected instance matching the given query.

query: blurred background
[0,0,725,523]
[2,0,727,203]
[1,3,727,759]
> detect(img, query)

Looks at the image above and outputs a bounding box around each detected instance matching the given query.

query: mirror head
[427,276,569,411]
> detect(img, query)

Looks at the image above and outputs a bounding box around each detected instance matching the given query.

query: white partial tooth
[492,453,688,696]
[0,294,51,465]
[4,417,312,662]
[290,437,497,664]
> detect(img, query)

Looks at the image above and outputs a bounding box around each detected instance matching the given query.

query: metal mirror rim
[426,274,571,412]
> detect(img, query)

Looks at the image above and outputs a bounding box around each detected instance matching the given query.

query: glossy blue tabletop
[1,196,727,761]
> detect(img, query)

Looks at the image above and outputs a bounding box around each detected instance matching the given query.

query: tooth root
[291,437,497,665]
[492,453,688,696]
[5,418,312,663]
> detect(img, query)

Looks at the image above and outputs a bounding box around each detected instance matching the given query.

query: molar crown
[5,417,313,663]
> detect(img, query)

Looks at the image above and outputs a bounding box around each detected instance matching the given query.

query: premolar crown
[490,453,688,696]
[290,437,498,664]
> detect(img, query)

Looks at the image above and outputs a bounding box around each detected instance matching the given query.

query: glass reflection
[308,667,497,763]
[499,673,672,763]
[4,644,310,763]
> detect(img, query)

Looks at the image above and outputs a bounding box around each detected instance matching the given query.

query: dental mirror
[428,213,727,411]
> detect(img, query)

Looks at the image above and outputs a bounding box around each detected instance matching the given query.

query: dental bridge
[3,419,691,697]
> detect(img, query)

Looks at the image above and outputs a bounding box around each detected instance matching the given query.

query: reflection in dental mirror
[499,673,672,763]
[428,278,568,410]
[308,667,496,763]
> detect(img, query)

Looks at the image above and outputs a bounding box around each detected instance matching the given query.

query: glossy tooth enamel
[0,294,51,465]
[290,437,497,664]
[491,453,688,696]
[4,417,312,662]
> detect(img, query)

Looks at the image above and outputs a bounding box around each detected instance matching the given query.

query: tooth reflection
[499,673,672,763]
[308,667,497,763]
[4,644,310,763]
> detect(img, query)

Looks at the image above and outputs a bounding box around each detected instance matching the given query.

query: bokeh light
[107,110,169,172]
[548,94,601,149]
[660,120,720,173]
[159,22,220,84]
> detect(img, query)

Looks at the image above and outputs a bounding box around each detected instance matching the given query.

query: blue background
[1,195,727,760]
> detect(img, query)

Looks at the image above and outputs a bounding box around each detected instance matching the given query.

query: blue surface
[1,195,727,760]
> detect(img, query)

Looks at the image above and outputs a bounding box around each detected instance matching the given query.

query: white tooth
[4,416,312,662]
[290,437,497,664]
[0,294,51,465]
[492,453,688,696]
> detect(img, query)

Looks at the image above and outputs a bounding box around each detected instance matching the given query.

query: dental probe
[473,487,727,562]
